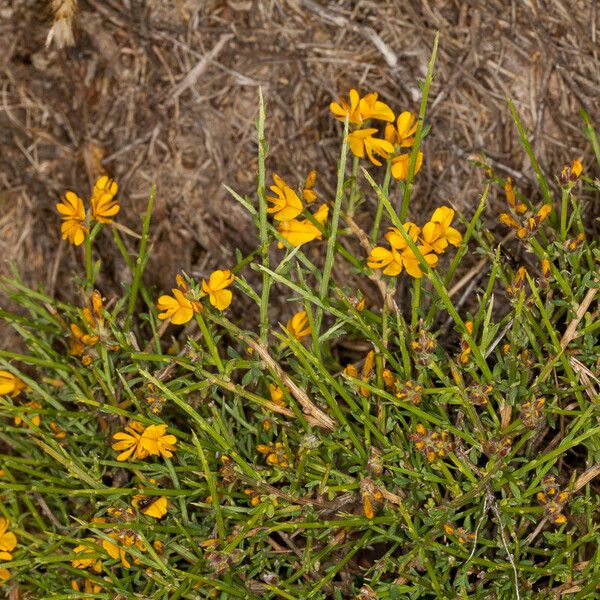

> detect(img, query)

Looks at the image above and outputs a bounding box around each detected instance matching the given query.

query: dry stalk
[46,0,78,49]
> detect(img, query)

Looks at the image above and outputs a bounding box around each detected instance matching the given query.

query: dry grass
[0,0,598,337]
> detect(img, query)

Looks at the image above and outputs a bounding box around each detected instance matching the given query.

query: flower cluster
[443,523,476,545]
[559,158,583,186]
[157,270,235,325]
[68,290,119,366]
[499,178,552,239]
[409,423,453,463]
[330,89,422,180]
[520,397,545,429]
[537,475,569,525]
[56,176,120,245]
[256,441,289,468]
[360,478,384,520]
[395,379,423,405]
[344,350,375,397]
[267,172,329,249]
[368,206,462,278]
[0,518,17,582]
[111,421,177,462]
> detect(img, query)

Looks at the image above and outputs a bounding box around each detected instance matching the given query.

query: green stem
[560,186,569,241]
[370,157,392,243]
[128,184,156,319]
[400,32,439,222]
[84,233,93,289]
[195,313,224,372]
[347,155,360,216]
[315,116,349,335]
[257,89,270,345]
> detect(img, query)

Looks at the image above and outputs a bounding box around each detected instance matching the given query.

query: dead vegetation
[0,0,598,334]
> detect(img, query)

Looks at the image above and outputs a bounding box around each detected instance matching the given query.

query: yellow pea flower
[367,246,404,276]
[504,177,527,214]
[277,204,328,249]
[56,191,88,246]
[139,424,177,459]
[269,384,286,406]
[357,92,395,123]
[421,207,462,254]
[71,541,102,573]
[286,310,311,340]
[201,270,235,311]
[302,169,317,204]
[102,532,144,569]
[330,89,393,125]
[132,495,168,519]
[0,371,27,397]
[385,222,421,250]
[0,518,17,562]
[384,111,418,147]
[368,221,438,278]
[13,401,42,427]
[330,88,362,125]
[267,174,303,221]
[112,421,148,462]
[71,579,103,598]
[156,288,201,325]
[390,151,423,180]
[91,175,120,223]
[348,128,395,166]
[400,246,439,278]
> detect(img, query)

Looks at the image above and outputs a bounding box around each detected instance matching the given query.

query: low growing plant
[1,37,599,599]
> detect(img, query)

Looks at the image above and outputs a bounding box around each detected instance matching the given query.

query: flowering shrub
[0,39,599,598]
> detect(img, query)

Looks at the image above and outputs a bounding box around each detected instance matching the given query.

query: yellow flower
[56,191,88,246]
[132,495,168,519]
[345,350,375,397]
[348,128,395,166]
[157,288,201,325]
[267,174,303,221]
[71,579,102,599]
[367,245,404,276]
[0,568,10,582]
[330,88,362,125]
[112,421,148,462]
[277,204,328,249]
[421,207,462,254]
[56,191,85,221]
[0,518,17,565]
[13,401,42,427]
[0,371,27,397]
[102,532,144,569]
[139,424,177,459]
[401,247,439,278]
[358,92,395,123]
[286,310,311,340]
[560,158,583,184]
[269,384,286,406]
[71,541,102,573]
[384,111,418,147]
[91,175,119,223]
[384,222,421,250]
[330,90,393,125]
[201,270,235,311]
[303,169,317,203]
[390,151,423,180]
[368,223,438,278]
[504,177,527,214]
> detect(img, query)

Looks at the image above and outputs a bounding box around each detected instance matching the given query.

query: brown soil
[1,1,598,334]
